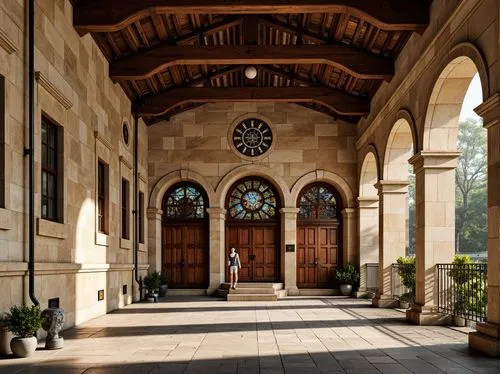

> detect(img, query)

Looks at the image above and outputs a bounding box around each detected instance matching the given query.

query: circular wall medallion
[232,118,273,158]
[122,122,129,146]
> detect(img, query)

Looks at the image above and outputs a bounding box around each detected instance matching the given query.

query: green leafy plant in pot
[335,263,360,296]
[396,256,416,308]
[5,305,41,358]
[143,272,162,301]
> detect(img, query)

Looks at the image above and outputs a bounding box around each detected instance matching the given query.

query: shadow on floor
[1,344,498,374]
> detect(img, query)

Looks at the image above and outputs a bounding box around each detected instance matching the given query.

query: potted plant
[396,256,416,307]
[143,272,162,302]
[399,292,414,309]
[335,263,360,296]
[4,305,41,358]
[448,255,477,327]
[159,273,168,298]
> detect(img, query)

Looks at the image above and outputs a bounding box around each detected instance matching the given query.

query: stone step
[220,282,283,290]
[229,288,275,294]
[298,289,339,296]
[227,293,278,302]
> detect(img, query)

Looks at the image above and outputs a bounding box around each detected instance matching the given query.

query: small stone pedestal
[41,308,65,350]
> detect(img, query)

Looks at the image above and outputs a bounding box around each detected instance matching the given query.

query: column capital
[206,207,227,219]
[375,180,409,195]
[147,208,163,219]
[357,196,379,209]
[475,92,500,127]
[280,208,300,216]
[341,207,357,217]
[409,151,461,173]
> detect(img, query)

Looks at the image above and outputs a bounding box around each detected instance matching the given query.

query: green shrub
[144,271,162,292]
[449,255,487,316]
[396,256,416,295]
[335,264,359,285]
[5,305,42,338]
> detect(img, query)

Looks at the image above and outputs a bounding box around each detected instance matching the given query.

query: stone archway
[409,44,489,324]
[373,113,416,307]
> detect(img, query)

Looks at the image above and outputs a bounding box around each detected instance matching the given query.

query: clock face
[232,118,273,158]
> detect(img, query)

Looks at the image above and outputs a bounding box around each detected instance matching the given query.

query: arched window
[228,178,278,220]
[298,184,338,220]
[163,183,206,220]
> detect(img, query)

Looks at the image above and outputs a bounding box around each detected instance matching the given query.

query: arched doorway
[225,177,280,282]
[296,183,342,288]
[162,183,209,288]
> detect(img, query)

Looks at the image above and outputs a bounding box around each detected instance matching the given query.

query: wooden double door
[162,223,208,288]
[226,224,278,282]
[297,224,339,288]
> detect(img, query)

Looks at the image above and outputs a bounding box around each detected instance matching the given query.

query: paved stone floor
[1,297,499,373]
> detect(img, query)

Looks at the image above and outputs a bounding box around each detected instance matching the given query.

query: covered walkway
[1,297,498,374]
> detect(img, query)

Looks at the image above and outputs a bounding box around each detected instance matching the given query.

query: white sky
[459,73,482,121]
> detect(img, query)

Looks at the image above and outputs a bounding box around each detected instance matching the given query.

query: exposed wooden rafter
[137,87,370,117]
[110,44,393,81]
[74,0,429,35]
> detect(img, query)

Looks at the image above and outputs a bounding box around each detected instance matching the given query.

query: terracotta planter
[339,284,353,296]
[453,315,467,327]
[10,336,37,358]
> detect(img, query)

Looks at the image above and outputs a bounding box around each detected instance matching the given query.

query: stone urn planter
[41,308,65,349]
[453,315,467,327]
[159,284,168,297]
[10,337,37,358]
[339,284,353,296]
[0,322,12,356]
[399,301,410,309]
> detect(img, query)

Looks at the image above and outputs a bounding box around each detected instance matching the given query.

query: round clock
[232,118,273,158]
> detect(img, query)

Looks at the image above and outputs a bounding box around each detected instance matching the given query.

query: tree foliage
[455,118,487,253]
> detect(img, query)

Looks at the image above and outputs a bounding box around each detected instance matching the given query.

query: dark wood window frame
[121,178,130,239]
[138,191,145,244]
[97,160,108,234]
[41,115,62,222]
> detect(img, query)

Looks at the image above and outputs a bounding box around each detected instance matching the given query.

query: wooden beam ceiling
[137,87,370,117]
[74,0,429,34]
[110,44,393,81]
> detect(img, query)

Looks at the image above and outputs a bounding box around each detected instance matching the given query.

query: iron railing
[437,263,488,322]
[391,263,413,299]
[365,263,378,292]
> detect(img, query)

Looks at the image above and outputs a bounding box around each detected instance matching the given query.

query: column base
[286,286,300,296]
[469,322,500,357]
[372,294,398,308]
[406,304,452,325]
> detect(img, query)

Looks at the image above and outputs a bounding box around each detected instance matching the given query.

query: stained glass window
[164,184,206,219]
[228,179,277,220]
[298,185,338,219]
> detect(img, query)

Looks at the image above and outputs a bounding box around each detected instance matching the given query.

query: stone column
[406,151,459,325]
[372,181,408,308]
[280,208,299,296]
[206,208,226,295]
[469,93,500,357]
[356,196,379,297]
[147,208,163,272]
[341,208,358,265]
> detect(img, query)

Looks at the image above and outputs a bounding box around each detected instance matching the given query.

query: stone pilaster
[341,208,358,266]
[469,93,500,357]
[206,208,227,295]
[372,181,408,308]
[406,151,459,325]
[147,208,163,273]
[280,208,300,296]
[356,196,379,297]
